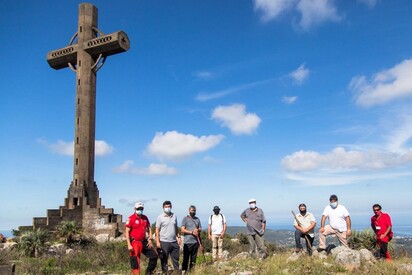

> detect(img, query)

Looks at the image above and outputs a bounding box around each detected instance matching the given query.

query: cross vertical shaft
[72,4,98,208]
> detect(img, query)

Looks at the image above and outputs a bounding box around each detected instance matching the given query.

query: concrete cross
[46,3,130,209]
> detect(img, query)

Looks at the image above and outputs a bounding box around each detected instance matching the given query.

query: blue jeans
[294,229,314,252]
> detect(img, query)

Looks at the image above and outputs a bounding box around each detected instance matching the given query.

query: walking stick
[195,232,206,262]
[291,210,312,250]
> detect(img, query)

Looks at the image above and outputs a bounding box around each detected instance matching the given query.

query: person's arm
[125,227,133,251]
[155,227,160,248]
[307,221,316,231]
[240,211,247,223]
[175,217,181,244]
[222,222,227,237]
[147,223,153,248]
[208,224,212,239]
[319,215,327,233]
[380,225,392,240]
[345,216,352,236]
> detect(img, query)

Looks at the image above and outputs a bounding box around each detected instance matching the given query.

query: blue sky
[1,0,412,232]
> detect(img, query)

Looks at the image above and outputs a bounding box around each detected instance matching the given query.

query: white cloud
[296,0,341,30]
[254,0,340,30]
[357,0,378,8]
[212,104,261,135]
[289,64,309,84]
[384,113,412,153]
[95,140,114,156]
[147,131,224,160]
[195,78,273,102]
[254,0,295,22]
[113,160,177,175]
[38,138,113,157]
[282,146,412,172]
[285,171,412,186]
[349,58,412,107]
[282,96,298,104]
[193,71,214,80]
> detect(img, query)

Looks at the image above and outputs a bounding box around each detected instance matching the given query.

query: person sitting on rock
[293,203,316,255]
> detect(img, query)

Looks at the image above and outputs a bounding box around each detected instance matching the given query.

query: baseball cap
[135,202,144,208]
[248,198,256,204]
[213,206,220,211]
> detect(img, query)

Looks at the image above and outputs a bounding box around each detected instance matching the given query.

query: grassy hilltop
[1,226,412,274]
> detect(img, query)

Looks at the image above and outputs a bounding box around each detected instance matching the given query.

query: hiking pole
[291,210,312,250]
[195,232,206,262]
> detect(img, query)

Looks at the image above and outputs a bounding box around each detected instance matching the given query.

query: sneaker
[295,248,303,253]
[317,248,325,252]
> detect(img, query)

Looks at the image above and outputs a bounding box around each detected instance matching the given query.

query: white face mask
[249,203,256,209]
[164,207,171,214]
[330,202,338,209]
[135,209,143,215]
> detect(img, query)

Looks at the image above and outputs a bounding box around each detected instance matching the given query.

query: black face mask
[214,210,220,215]
[300,210,306,215]
[190,212,196,217]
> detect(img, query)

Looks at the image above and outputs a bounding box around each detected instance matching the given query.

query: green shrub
[17,228,50,257]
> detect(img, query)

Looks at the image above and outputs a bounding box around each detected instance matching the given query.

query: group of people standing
[293,194,393,261]
[125,200,228,274]
[125,195,393,274]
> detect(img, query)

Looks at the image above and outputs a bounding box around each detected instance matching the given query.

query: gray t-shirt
[181,215,202,244]
[241,208,266,235]
[156,213,178,242]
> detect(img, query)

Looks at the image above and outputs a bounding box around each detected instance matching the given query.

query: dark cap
[298,203,306,208]
[329,194,338,201]
[213,206,220,211]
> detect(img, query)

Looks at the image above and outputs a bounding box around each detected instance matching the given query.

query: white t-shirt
[208,213,226,235]
[322,204,350,232]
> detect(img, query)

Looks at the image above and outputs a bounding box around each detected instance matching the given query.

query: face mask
[300,210,306,215]
[164,207,171,214]
[214,210,220,215]
[249,203,256,209]
[190,212,196,217]
[135,210,143,215]
[330,202,338,209]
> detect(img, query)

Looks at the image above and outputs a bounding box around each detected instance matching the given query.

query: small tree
[56,220,82,246]
[17,228,50,257]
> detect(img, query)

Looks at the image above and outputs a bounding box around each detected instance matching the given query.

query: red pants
[377,239,391,261]
[130,240,143,274]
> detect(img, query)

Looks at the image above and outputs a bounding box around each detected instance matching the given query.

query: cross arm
[83,31,130,58]
[46,44,78,70]
[46,31,130,70]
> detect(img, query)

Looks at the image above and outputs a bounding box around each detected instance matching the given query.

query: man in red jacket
[126,202,158,274]
[371,204,393,261]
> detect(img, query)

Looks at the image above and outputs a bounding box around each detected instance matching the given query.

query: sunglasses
[373,209,380,212]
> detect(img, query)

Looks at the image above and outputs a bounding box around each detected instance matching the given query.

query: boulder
[222,250,230,260]
[95,234,110,243]
[331,246,375,267]
[232,252,250,260]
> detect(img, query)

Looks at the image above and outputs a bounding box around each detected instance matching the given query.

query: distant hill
[225,226,295,246]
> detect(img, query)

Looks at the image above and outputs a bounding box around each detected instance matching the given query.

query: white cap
[135,202,144,208]
[248,198,256,204]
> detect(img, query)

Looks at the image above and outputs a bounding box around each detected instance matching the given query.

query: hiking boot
[295,248,303,253]
[317,248,325,253]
